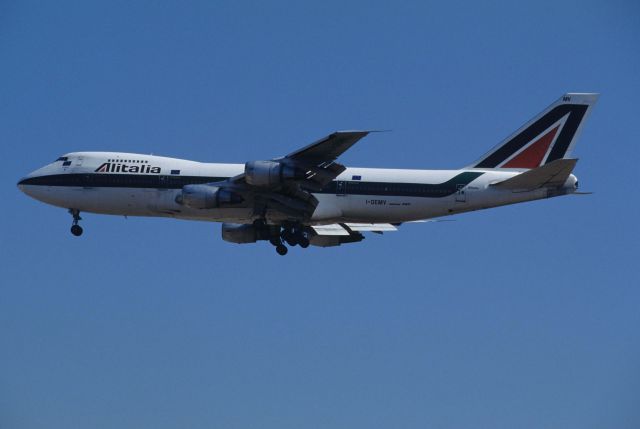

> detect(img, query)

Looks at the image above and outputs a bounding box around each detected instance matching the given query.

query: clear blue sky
[2,1,639,428]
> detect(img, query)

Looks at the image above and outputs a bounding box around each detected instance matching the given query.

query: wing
[195,131,372,222]
[280,130,371,188]
[284,131,370,178]
[307,219,454,247]
[311,223,397,235]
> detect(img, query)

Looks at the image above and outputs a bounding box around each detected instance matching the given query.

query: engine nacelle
[221,223,258,244]
[221,223,279,244]
[244,160,300,187]
[177,184,242,209]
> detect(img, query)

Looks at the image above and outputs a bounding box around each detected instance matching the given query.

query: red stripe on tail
[502,126,559,169]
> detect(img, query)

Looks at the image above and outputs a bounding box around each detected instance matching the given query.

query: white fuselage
[18,152,577,225]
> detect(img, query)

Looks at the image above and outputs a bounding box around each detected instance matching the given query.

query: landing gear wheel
[69,209,83,237]
[282,230,297,246]
[276,244,288,256]
[71,224,83,236]
[298,236,310,248]
[285,236,298,247]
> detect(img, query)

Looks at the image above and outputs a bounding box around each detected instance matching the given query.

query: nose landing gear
[69,209,83,236]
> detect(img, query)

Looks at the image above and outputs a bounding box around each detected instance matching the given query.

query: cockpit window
[62,161,72,166]
[55,156,69,162]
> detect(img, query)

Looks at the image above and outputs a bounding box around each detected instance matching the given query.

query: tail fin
[469,93,599,169]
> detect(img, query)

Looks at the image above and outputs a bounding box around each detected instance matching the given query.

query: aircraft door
[455,184,466,202]
[336,180,346,196]
[69,156,85,173]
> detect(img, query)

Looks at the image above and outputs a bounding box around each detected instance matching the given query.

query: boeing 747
[18,93,598,255]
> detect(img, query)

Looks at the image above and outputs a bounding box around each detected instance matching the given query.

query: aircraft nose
[17,177,28,192]
[17,172,39,193]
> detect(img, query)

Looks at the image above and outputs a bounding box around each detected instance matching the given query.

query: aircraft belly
[312,193,453,223]
[171,208,254,223]
[352,195,452,222]
[480,188,548,208]
[19,186,133,214]
[37,187,159,215]
[21,181,552,227]
[21,185,256,222]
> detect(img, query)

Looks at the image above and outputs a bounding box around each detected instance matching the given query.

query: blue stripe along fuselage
[18,171,484,198]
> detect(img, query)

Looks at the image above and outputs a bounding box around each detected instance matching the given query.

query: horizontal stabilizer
[491,158,578,191]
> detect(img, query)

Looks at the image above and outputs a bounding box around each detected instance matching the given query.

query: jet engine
[176,184,242,209]
[244,160,302,187]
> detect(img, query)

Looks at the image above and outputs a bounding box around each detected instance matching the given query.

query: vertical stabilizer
[469,93,599,169]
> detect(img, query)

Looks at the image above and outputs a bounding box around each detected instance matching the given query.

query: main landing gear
[282,225,310,249]
[69,209,83,236]
[275,241,289,256]
[264,221,310,256]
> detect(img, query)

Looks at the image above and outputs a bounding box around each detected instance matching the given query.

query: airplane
[17,93,598,255]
